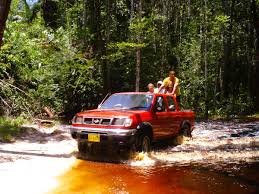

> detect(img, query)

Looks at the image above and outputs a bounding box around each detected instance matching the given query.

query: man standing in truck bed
[158,71,181,104]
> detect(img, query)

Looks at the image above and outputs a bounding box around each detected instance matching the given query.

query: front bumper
[69,126,137,147]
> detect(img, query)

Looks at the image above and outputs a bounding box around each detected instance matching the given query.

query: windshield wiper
[129,106,149,110]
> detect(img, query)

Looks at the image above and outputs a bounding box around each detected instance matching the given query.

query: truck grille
[83,118,112,125]
[80,117,126,126]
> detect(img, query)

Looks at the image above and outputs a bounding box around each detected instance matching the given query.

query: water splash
[129,152,155,166]
[130,121,259,167]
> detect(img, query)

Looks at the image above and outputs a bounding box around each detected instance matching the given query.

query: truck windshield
[99,94,153,110]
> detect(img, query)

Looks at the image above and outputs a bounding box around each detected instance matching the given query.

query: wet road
[49,121,259,194]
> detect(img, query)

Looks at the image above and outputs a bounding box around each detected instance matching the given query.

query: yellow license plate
[88,133,100,142]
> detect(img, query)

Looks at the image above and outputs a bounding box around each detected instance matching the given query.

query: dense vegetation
[0,0,259,119]
[0,116,25,142]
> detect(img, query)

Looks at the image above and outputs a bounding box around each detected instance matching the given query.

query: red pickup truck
[70,92,195,156]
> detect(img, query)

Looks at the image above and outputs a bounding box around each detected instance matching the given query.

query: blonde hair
[147,83,154,88]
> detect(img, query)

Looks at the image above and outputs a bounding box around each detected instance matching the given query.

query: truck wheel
[181,124,191,138]
[137,133,151,153]
[175,124,191,145]
[78,141,87,154]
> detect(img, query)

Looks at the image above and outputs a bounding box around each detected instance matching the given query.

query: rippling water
[133,121,259,166]
[49,121,259,194]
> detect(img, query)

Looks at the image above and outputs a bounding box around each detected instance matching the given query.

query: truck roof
[112,92,173,96]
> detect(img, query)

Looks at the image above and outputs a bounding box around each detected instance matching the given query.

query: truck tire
[78,141,87,154]
[181,124,191,137]
[136,133,151,153]
[175,124,191,145]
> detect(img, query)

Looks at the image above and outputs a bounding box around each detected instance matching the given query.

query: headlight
[124,118,132,127]
[113,118,126,125]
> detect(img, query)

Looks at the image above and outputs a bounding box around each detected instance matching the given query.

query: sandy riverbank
[0,125,77,194]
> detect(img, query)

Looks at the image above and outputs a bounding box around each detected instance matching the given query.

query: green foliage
[0,116,25,142]
[1,13,101,118]
[176,38,203,111]
[0,0,257,119]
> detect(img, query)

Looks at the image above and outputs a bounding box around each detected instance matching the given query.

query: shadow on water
[76,141,176,164]
[49,121,259,194]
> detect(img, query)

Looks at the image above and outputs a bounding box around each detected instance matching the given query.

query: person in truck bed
[158,70,181,104]
[154,80,163,93]
[147,83,155,93]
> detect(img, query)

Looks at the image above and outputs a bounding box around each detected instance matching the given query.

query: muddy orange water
[50,121,259,194]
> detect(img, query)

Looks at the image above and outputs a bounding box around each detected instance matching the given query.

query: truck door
[151,96,170,139]
[166,96,181,136]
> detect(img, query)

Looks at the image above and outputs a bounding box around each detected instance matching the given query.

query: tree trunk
[222,0,235,97]
[256,47,259,112]
[135,48,141,92]
[104,0,112,93]
[0,0,12,48]
[204,0,208,119]
[130,0,134,21]
[135,0,142,92]
[252,0,259,111]
[179,0,182,44]
[93,0,103,53]
[42,0,60,29]
[83,0,88,44]
[87,0,103,53]
[161,0,169,71]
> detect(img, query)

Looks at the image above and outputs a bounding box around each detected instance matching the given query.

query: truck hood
[76,109,148,118]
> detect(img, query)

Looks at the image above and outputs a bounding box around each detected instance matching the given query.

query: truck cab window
[167,96,176,111]
[154,96,166,112]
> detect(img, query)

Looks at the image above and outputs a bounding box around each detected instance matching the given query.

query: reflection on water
[49,121,259,194]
